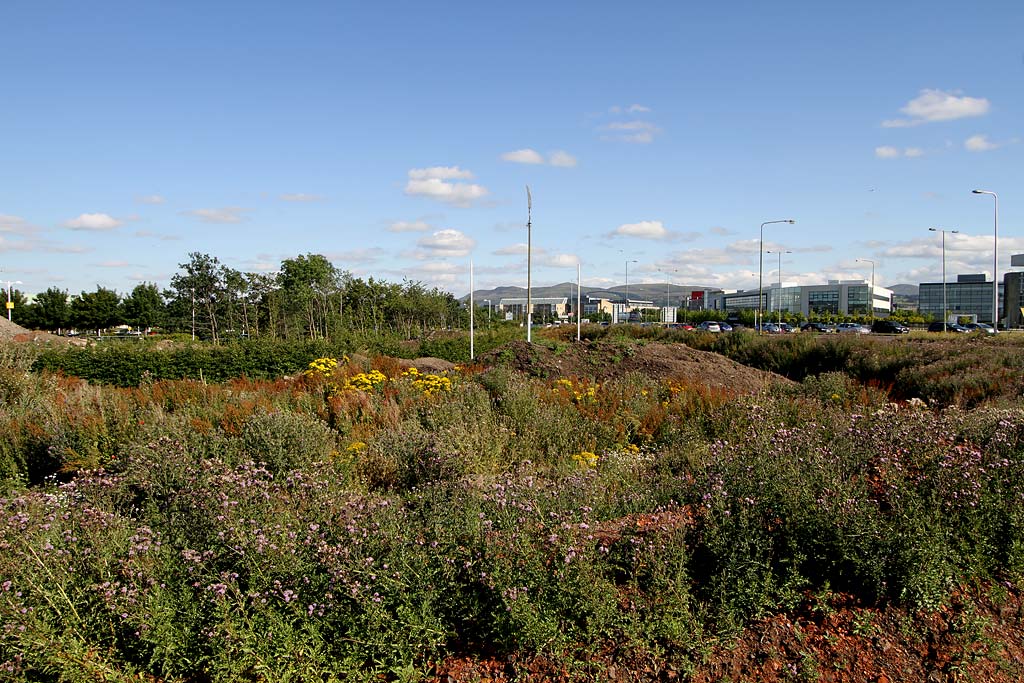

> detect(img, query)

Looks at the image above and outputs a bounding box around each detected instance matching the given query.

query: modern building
[707,280,893,318]
[497,297,570,321]
[1003,255,1024,329]
[918,274,1003,326]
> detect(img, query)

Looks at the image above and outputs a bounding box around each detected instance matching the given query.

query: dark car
[927,322,969,333]
[871,320,910,334]
[800,322,835,333]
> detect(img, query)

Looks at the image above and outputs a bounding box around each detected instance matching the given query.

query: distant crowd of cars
[673,320,997,334]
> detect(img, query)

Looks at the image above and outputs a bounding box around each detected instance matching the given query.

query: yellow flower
[304,356,339,380]
[571,451,599,468]
[347,441,367,453]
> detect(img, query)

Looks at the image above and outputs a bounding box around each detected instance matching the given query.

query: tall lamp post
[624,258,638,323]
[4,280,23,321]
[525,186,533,342]
[929,228,959,332]
[758,219,795,332]
[972,189,999,330]
[766,250,791,324]
[856,258,875,321]
[483,299,491,322]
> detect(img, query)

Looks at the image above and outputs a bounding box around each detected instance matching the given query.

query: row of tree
[3,253,470,341]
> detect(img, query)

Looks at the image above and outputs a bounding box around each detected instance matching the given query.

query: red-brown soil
[478,340,793,393]
[431,585,1024,683]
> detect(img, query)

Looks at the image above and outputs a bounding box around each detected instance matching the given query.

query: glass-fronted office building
[708,280,893,318]
[918,274,1002,325]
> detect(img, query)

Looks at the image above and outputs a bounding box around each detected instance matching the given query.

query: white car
[837,322,870,334]
[697,321,721,332]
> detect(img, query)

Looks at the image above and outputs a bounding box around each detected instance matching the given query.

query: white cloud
[709,226,733,236]
[133,230,181,241]
[627,104,651,113]
[964,134,998,152]
[875,146,924,159]
[500,149,545,165]
[137,194,166,205]
[493,243,531,256]
[388,220,431,233]
[322,247,385,264]
[96,260,131,268]
[548,150,577,167]
[543,253,580,267]
[613,220,669,240]
[407,166,474,181]
[416,229,476,258]
[63,213,123,231]
[404,167,488,207]
[182,207,250,223]
[601,120,660,144]
[882,89,990,127]
[280,193,323,202]
[500,149,578,167]
[0,215,35,235]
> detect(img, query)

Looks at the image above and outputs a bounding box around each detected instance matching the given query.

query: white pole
[469,260,475,361]
[526,185,532,343]
[576,262,582,342]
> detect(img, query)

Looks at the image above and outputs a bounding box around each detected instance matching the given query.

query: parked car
[717,321,734,332]
[778,323,794,333]
[870,320,910,334]
[837,322,870,334]
[927,322,969,333]
[800,322,835,333]
[757,322,783,334]
[696,321,721,332]
[963,322,996,334]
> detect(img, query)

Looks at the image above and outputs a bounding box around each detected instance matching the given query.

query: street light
[483,299,491,322]
[972,189,999,330]
[4,280,23,322]
[929,228,959,332]
[766,250,791,324]
[856,258,875,320]
[758,219,795,332]
[526,186,533,342]
[624,258,638,323]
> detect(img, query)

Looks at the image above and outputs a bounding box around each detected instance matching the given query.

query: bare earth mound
[0,316,69,344]
[479,340,793,393]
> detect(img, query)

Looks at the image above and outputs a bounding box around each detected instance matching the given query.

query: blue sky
[1,0,1022,297]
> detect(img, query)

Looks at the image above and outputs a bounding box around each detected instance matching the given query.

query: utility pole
[526,185,532,343]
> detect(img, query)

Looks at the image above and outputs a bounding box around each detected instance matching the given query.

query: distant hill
[462,282,721,305]
[889,284,919,296]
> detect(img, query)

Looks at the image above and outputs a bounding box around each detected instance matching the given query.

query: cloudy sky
[1,1,1021,297]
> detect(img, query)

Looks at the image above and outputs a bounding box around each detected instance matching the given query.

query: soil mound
[478,340,792,393]
[0,316,70,344]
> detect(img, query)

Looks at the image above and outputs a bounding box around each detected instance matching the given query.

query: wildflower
[571,451,599,468]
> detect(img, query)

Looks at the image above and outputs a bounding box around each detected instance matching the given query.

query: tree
[122,283,166,330]
[169,253,226,343]
[70,287,122,333]
[27,288,70,331]
[277,254,340,339]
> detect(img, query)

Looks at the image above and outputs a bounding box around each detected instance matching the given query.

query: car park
[870,320,910,334]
